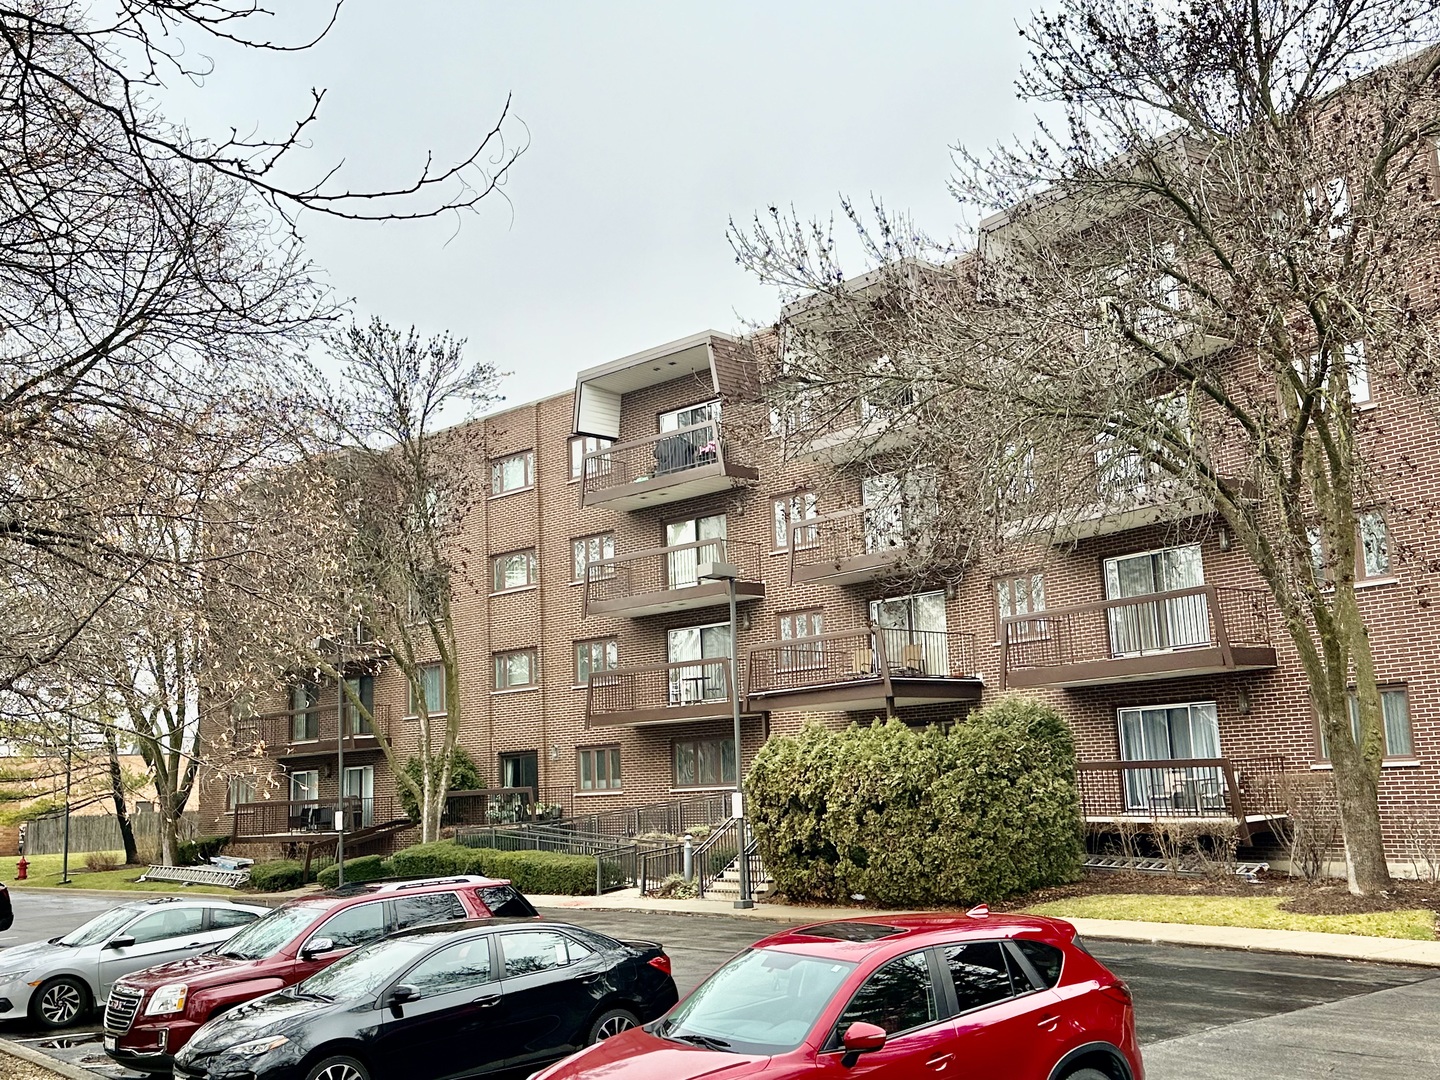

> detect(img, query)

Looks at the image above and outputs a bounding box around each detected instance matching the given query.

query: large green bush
[398,748,484,822]
[747,699,1084,906]
[386,840,597,895]
[248,860,306,892]
[316,854,389,889]
[177,835,230,867]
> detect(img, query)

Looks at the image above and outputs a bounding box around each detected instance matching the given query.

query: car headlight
[144,983,188,1016]
[230,1035,289,1057]
[0,970,30,984]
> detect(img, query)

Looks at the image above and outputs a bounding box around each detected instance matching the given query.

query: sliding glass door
[1116,701,1223,812]
[1104,544,1209,657]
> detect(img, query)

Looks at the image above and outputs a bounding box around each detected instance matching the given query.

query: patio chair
[897,644,927,675]
[850,648,875,677]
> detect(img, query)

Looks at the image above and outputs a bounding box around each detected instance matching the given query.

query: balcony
[789,507,905,586]
[236,706,388,760]
[230,794,405,841]
[746,625,983,714]
[1077,755,1288,843]
[1002,584,1277,690]
[586,658,740,728]
[579,420,758,511]
[585,538,764,618]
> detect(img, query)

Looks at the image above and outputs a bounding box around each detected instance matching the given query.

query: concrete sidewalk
[528,889,1440,967]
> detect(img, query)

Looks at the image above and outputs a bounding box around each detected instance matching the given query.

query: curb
[0,1037,96,1080]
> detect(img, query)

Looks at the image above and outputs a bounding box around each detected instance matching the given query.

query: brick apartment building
[200,306,1440,875]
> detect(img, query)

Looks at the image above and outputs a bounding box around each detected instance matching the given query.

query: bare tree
[320,318,500,844]
[732,2,1440,894]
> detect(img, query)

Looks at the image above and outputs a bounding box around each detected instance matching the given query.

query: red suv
[101,875,537,1073]
[534,911,1143,1080]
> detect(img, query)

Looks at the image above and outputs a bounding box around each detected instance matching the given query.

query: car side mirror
[386,984,419,1011]
[105,935,136,950]
[299,937,335,959]
[840,1022,887,1066]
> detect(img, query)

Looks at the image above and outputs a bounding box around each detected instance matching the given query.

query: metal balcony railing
[586,658,736,727]
[235,705,388,757]
[585,537,763,616]
[789,506,907,585]
[580,420,755,507]
[1076,754,1289,842]
[747,624,980,698]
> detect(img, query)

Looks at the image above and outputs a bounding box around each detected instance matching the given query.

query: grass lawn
[1025,893,1437,941]
[6,851,233,895]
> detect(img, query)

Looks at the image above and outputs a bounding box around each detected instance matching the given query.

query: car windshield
[57,906,142,947]
[657,948,856,1055]
[215,902,328,961]
[297,936,436,1002]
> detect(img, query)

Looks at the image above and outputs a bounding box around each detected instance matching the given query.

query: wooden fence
[24,810,202,855]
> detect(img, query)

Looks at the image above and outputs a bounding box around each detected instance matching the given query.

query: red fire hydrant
[16,856,27,881]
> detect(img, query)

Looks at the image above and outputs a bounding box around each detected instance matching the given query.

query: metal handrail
[584,537,761,614]
[694,817,742,898]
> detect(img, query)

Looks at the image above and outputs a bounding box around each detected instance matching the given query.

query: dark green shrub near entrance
[385,840,598,895]
[248,860,307,892]
[316,854,388,889]
[746,699,1084,906]
[177,835,230,867]
[386,840,472,878]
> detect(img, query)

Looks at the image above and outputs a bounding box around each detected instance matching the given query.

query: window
[772,490,818,549]
[290,681,318,741]
[943,942,1015,1013]
[127,907,204,945]
[578,746,622,791]
[1345,340,1370,404]
[1012,939,1064,988]
[501,752,538,791]
[405,937,493,997]
[409,664,445,716]
[569,435,613,480]
[500,930,573,977]
[660,400,720,431]
[996,572,1046,639]
[665,513,727,588]
[492,549,538,592]
[1359,511,1390,578]
[572,533,615,582]
[393,892,467,932]
[490,451,535,495]
[1117,701,1222,812]
[494,649,537,690]
[208,908,259,930]
[1323,687,1414,759]
[834,950,938,1039]
[227,775,255,809]
[575,638,618,685]
[1305,176,1351,239]
[871,592,948,674]
[673,736,736,788]
[862,472,937,551]
[667,623,731,703]
[314,902,388,951]
[289,769,319,803]
[344,675,374,735]
[777,609,824,671]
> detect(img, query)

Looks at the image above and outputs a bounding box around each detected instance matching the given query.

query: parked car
[104,875,537,1074]
[0,897,268,1030]
[531,911,1144,1080]
[172,918,679,1080]
[0,880,11,933]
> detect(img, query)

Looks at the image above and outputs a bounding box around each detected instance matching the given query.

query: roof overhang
[573,331,735,440]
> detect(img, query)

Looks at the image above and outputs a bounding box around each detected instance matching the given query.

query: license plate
[103,1036,116,1052]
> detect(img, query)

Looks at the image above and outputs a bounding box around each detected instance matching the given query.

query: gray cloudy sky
[164,1,1039,407]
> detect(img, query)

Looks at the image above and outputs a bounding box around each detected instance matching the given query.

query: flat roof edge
[574,330,736,383]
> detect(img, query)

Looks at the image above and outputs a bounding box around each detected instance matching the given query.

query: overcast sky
[162,1,1039,408]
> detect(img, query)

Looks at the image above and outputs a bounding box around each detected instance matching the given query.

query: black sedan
[172,918,679,1080]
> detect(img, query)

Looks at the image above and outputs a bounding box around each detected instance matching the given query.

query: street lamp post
[698,560,753,909]
[316,636,346,889]
[60,711,73,886]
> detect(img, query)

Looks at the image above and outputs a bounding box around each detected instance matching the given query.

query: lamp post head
[697,561,739,583]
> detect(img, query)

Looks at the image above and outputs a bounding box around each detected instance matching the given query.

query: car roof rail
[377,875,502,893]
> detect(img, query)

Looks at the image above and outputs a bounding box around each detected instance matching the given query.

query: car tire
[586,1007,639,1044]
[30,975,91,1029]
[1063,1069,1113,1080]
[304,1055,372,1080]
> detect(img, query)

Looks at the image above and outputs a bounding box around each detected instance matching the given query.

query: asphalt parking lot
[0,891,1436,1078]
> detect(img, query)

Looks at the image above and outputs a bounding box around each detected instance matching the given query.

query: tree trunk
[103,729,139,865]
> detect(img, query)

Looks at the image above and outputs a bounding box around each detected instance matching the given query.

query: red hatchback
[534,911,1142,1080]
[102,875,537,1074]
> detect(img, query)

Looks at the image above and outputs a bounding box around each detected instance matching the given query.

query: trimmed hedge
[316,855,389,889]
[177,835,230,867]
[746,699,1084,906]
[386,840,597,895]
[248,860,307,892]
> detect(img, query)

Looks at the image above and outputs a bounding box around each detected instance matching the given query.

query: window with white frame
[577,746,622,791]
[772,490,818,549]
[572,533,615,582]
[490,451,535,495]
[569,435,613,480]
[492,549,538,592]
[1320,686,1415,759]
[289,769,319,803]
[1358,511,1391,579]
[659,401,720,432]
[409,664,445,716]
[494,649,537,690]
[1305,176,1351,240]
[574,638,618,685]
[776,609,824,671]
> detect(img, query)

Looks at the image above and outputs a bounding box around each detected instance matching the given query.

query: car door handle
[576,973,602,984]
[926,1052,954,1071]
[183,942,205,949]
[471,994,501,1007]
[1036,1014,1061,1032]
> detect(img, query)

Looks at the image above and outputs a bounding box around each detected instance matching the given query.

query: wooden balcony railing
[747,625,981,712]
[789,506,905,586]
[586,658,736,728]
[1002,584,1277,689]
[579,421,757,509]
[585,537,764,617]
[1076,754,1289,842]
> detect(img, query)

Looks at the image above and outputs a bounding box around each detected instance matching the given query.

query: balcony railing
[747,624,981,713]
[586,658,737,728]
[230,794,404,840]
[1076,754,1288,843]
[585,537,764,618]
[235,706,388,758]
[579,420,758,510]
[789,506,906,586]
[1002,584,1277,689]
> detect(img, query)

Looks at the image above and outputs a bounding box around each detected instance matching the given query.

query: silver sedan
[0,895,268,1028]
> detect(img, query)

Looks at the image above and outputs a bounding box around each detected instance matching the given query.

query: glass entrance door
[1103,544,1208,657]
[1117,702,1223,812]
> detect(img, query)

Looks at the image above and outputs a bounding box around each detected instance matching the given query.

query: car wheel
[304,1055,371,1080]
[1063,1069,1113,1080]
[31,976,90,1029]
[587,1007,639,1044]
